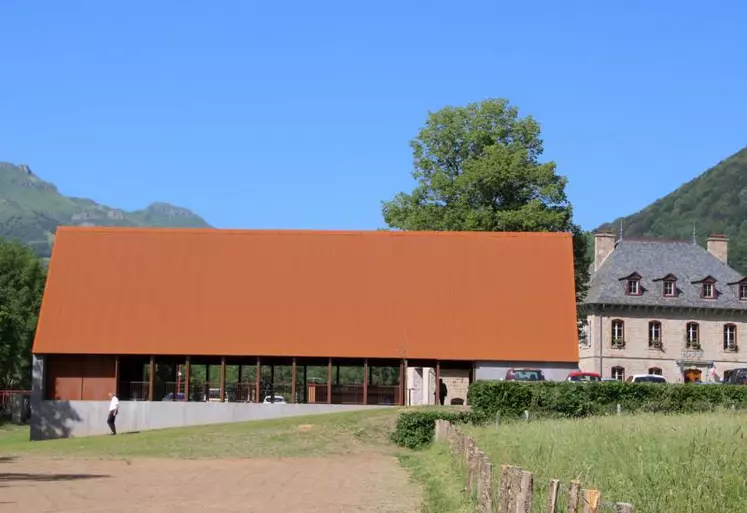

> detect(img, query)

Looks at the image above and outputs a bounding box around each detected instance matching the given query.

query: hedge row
[390,410,480,450]
[467,380,747,419]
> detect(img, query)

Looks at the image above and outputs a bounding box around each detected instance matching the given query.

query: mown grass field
[465,411,747,513]
[0,408,400,459]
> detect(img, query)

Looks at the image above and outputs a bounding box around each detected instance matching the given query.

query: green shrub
[391,410,480,450]
[467,380,747,419]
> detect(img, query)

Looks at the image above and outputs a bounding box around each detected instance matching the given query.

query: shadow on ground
[0,472,109,487]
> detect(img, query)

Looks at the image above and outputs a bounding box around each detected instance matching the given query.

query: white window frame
[686,322,700,348]
[739,284,747,301]
[611,320,625,345]
[663,281,675,297]
[724,324,737,351]
[626,279,640,295]
[702,283,715,299]
[648,321,661,346]
[611,366,625,381]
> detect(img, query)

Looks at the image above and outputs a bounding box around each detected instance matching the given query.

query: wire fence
[0,390,31,424]
[435,420,635,513]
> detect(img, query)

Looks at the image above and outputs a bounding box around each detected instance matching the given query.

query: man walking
[438,379,448,406]
[107,392,119,435]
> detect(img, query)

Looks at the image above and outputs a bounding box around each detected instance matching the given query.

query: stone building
[580,232,747,382]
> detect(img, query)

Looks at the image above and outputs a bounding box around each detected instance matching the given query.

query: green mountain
[595,147,747,273]
[0,162,211,258]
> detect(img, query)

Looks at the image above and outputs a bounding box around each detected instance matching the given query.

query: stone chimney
[593,232,617,272]
[707,234,728,263]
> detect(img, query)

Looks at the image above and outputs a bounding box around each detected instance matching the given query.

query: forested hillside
[596,147,747,273]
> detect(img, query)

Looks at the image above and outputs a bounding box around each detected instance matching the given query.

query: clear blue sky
[1,1,745,230]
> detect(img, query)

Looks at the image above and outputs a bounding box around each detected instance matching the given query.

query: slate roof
[584,239,747,310]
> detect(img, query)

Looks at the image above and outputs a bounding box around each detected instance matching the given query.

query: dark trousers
[107,411,117,435]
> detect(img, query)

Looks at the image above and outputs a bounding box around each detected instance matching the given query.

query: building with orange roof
[30,227,579,439]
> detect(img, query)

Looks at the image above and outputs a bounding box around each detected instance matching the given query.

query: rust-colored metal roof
[33,227,579,362]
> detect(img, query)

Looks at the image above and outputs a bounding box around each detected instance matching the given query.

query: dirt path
[0,455,421,513]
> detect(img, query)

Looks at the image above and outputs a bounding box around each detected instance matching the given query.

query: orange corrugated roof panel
[33,227,578,362]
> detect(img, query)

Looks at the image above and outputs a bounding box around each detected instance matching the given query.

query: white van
[625,374,666,383]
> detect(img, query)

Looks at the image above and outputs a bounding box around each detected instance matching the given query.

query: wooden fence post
[498,465,510,513]
[477,452,493,513]
[465,437,477,493]
[582,489,601,513]
[547,479,560,513]
[508,466,523,512]
[517,470,533,513]
[567,481,581,513]
[434,422,634,513]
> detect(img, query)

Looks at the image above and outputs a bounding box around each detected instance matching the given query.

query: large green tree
[0,238,46,389]
[382,98,590,318]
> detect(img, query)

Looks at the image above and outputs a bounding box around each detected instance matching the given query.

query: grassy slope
[0,409,399,459]
[466,412,747,513]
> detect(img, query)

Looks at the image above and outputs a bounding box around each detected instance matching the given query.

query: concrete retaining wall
[30,400,386,441]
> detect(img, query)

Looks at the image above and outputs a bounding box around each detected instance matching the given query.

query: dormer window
[692,275,717,300]
[727,278,747,301]
[654,274,678,298]
[621,272,642,296]
[702,282,715,299]
[627,279,640,295]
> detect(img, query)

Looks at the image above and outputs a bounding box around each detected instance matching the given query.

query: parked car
[566,371,601,382]
[262,395,287,404]
[505,368,545,381]
[162,392,185,401]
[601,378,618,382]
[722,368,747,385]
[625,374,666,384]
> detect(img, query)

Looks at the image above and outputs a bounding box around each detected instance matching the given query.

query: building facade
[580,232,747,382]
[32,227,580,438]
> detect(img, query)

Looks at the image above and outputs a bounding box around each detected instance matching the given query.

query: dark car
[162,392,185,401]
[505,368,545,381]
[723,368,747,385]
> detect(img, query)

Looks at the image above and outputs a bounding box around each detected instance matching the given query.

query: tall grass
[398,443,473,513]
[466,412,747,513]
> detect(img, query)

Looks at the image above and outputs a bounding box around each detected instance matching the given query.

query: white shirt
[109,396,119,412]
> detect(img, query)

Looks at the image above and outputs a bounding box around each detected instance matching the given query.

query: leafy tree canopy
[0,238,46,389]
[382,98,590,309]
